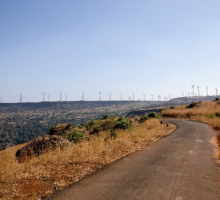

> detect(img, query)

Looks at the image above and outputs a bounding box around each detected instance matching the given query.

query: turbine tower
[66,95,67,101]
[108,92,112,101]
[82,92,84,101]
[182,92,184,97]
[216,88,218,97]
[42,92,46,102]
[206,87,208,96]
[133,93,134,101]
[143,94,146,101]
[198,86,200,96]
[60,92,62,101]
[151,95,153,101]
[191,84,194,96]
[20,94,23,103]
[121,93,122,101]
[48,95,50,101]
[99,92,101,101]
[1,96,2,103]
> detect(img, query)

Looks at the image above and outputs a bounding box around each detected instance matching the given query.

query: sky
[0,0,220,103]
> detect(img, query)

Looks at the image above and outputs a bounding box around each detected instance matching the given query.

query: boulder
[15,135,69,162]
[48,123,74,139]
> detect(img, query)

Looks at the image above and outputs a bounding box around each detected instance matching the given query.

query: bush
[139,115,148,123]
[90,124,101,135]
[148,112,157,118]
[214,97,219,102]
[102,114,111,120]
[110,129,117,139]
[113,116,131,130]
[100,119,115,131]
[68,130,84,144]
[89,119,95,126]
[187,101,199,108]
[216,112,220,117]
[206,113,216,118]
[170,106,175,109]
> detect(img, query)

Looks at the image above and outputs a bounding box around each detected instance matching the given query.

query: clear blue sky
[0,0,220,103]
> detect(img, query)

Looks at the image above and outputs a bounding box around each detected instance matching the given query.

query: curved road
[46,120,220,200]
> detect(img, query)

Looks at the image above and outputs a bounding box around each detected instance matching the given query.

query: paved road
[46,120,220,200]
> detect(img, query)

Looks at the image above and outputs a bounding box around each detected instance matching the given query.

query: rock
[48,123,74,139]
[15,135,69,162]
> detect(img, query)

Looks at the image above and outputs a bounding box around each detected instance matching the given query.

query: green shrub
[68,130,84,144]
[102,114,111,120]
[100,119,115,131]
[91,124,101,135]
[206,113,216,118]
[113,116,131,130]
[148,112,157,118]
[187,101,199,108]
[170,106,175,109]
[110,129,117,139]
[89,119,95,126]
[139,115,148,123]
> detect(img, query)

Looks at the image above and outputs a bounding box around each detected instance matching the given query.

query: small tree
[148,112,157,118]
[68,130,84,144]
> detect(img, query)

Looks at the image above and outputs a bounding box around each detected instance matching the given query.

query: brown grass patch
[161,100,220,160]
[0,119,176,200]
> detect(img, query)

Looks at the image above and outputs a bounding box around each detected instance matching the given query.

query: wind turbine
[108,92,112,101]
[42,92,46,102]
[191,84,194,96]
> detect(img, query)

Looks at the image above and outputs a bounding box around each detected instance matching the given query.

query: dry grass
[162,100,220,159]
[0,118,176,200]
[162,100,220,127]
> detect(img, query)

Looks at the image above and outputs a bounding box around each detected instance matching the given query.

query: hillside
[0,101,159,149]
[0,96,216,149]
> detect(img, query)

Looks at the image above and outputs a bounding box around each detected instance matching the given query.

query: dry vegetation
[0,118,176,200]
[161,99,220,158]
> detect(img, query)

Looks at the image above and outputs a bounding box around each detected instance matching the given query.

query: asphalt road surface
[46,120,220,200]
